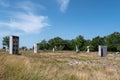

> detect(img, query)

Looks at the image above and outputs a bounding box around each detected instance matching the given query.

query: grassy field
[0,50,120,80]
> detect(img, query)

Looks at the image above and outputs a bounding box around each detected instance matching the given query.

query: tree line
[2,32,120,52]
[39,32,120,52]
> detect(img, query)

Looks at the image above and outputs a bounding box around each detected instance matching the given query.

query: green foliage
[39,40,49,50]
[74,35,85,51]
[20,46,27,50]
[117,46,120,51]
[2,36,9,48]
[83,40,91,51]
[58,45,64,50]
[105,32,120,51]
[62,40,74,50]
[37,32,120,52]
[48,37,64,50]
[91,36,105,51]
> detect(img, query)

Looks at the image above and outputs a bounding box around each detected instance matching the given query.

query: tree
[74,35,85,51]
[105,32,120,51]
[91,36,105,51]
[2,36,9,49]
[20,46,27,50]
[39,40,49,50]
[70,39,76,50]
[117,45,120,52]
[48,37,64,50]
[83,40,91,51]
[62,40,74,50]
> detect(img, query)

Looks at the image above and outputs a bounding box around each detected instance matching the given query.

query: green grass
[0,50,120,80]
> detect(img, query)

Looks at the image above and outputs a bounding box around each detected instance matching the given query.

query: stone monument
[9,36,19,54]
[54,46,57,51]
[98,46,107,57]
[87,46,90,53]
[76,45,79,53]
[53,48,55,53]
[34,43,39,53]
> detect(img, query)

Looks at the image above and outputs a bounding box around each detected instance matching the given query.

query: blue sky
[0,0,120,48]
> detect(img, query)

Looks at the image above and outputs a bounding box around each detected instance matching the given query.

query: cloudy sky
[0,0,120,48]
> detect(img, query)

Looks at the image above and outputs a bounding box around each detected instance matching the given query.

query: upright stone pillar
[9,36,19,54]
[53,48,55,53]
[98,46,107,57]
[87,46,90,53]
[34,43,39,53]
[76,45,79,53]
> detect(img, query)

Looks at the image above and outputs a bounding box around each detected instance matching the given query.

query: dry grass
[0,50,120,80]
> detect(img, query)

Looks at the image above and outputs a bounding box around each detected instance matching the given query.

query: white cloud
[17,1,46,12]
[0,31,10,37]
[0,13,49,33]
[0,0,49,34]
[18,1,35,12]
[0,31,22,37]
[57,0,70,13]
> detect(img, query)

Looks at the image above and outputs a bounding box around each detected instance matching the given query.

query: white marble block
[87,46,90,53]
[34,43,39,53]
[98,46,107,57]
[76,45,79,53]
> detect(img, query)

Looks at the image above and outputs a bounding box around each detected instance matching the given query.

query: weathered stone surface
[9,36,19,54]
[87,46,90,53]
[34,43,39,53]
[98,46,107,57]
